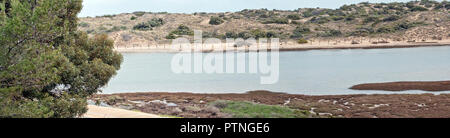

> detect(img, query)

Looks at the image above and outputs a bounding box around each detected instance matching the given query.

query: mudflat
[350,80,450,92]
[92,91,450,118]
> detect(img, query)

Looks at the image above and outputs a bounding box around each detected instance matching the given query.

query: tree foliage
[0,0,123,118]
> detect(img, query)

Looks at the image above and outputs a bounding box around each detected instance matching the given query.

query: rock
[87,100,96,105]
[205,106,220,113]
[167,103,178,107]
[172,108,183,113]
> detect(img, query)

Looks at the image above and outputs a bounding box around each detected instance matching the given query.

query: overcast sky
[79,0,440,17]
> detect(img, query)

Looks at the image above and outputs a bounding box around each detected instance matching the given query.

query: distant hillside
[78,0,450,47]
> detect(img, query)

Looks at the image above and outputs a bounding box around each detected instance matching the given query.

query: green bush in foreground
[210,101,311,118]
[0,0,122,118]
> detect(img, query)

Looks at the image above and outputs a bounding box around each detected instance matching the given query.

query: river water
[102,46,450,95]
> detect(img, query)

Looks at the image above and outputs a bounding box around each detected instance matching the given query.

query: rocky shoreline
[90,91,450,118]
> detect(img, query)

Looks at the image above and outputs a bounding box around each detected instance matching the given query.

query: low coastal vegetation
[210,101,311,118]
[78,0,450,46]
[91,91,450,118]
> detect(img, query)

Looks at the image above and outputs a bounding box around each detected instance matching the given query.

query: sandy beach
[83,105,162,118]
[114,39,450,53]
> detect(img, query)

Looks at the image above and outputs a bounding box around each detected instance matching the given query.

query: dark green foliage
[318,29,342,37]
[382,15,401,22]
[410,6,429,11]
[99,14,116,18]
[374,21,425,33]
[309,16,330,24]
[132,11,146,17]
[350,27,375,36]
[165,33,176,39]
[262,17,289,24]
[171,25,194,35]
[130,16,137,20]
[0,0,122,118]
[166,25,194,39]
[287,14,301,20]
[209,16,224,25]
[148,18,165,27]
[133,22,152,31]
[224,32,238,39]
[291,26,311,38]
[133,18,165,31]
[79,22,89,28]
[363,16,380,24]
[330,16,345,21]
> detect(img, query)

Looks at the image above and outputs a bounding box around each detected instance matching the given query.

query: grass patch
[210,101,311,118]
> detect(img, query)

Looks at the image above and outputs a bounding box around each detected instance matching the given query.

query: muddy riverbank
[351,81,450,92]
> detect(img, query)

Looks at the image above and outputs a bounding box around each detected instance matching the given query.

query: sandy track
[83,105,162,118]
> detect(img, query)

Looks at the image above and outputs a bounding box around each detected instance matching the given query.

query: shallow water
[102,46,450,95]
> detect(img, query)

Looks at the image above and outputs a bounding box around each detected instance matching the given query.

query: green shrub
[262,17,289,24]
[297,38,308,44]
[287,14,301,20]
[133,22,152,31]
[238,31,254,39]
[133,11,146,17]
[99,14,116,18]
[166,25,194,39]
[148,18,165,27]
[291,26,311,38]
[79,22,90,28]
[330,16,345,21]
[410,6,428,12]
[210,101,311,118]
[132,18,164,31]
[309,16,330,24]
[209,16,225,25]
[376,26,395,33]
[130,16,137,20]
[363,16,380,24]
[318,29,342,37]
[224,32,238,39]
[171,25,194,35]
[382,15,401,22]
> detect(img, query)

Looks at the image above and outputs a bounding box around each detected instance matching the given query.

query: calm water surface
[102,46,450,95]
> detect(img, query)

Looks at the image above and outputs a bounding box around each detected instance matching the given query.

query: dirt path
[83,105,162,118]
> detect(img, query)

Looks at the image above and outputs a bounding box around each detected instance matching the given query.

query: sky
[79,0,438,17]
